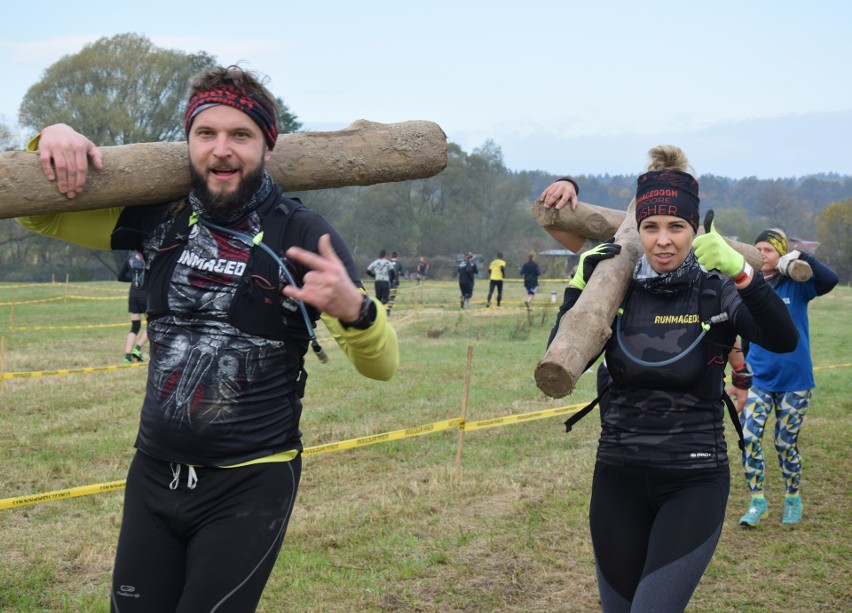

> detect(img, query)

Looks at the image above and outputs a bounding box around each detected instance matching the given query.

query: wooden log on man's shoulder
[0,119,448,220]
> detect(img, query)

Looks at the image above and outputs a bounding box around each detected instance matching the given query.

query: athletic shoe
[782,495,802,525]
[131,347,144,362]
[739,497,768,527]
[123,356,133,365]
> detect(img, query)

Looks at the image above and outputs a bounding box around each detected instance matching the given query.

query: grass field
[0,279,850,612]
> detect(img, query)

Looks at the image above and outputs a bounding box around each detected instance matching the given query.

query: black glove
[731,362,753,390]
[568,239,621,290]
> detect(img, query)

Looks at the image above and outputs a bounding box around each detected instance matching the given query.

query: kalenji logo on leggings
[117,585,141,599]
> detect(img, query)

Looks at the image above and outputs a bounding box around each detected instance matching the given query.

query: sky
[3,1,851,179]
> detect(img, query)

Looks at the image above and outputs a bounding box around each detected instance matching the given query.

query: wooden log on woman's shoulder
[0,119,448,220]
[531,199,811,278]
[534,199,642,398]
[532,196,812,399]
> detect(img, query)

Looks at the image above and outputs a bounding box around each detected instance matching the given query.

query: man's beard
[189,163,265,222]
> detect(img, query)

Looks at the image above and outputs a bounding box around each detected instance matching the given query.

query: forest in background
[2,33,850,283]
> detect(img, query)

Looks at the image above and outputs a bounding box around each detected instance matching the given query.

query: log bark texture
[0,119,447,220]
[535,199,642,398]
[532,199,811,278]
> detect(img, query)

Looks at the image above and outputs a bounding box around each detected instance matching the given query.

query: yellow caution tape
[0,294,122,307]
[0,480,126,510]
[65,295,124,301]
[2,360,849,510]
[0,407,579,509]
[9,322,128,331]
[64,283,130,293]
[724,362,850,382]
[814,363,852,371]
[463,403,587,431]
[0,282,57,290]
[302,417,464,456]
[2,362,146,380]
[0,296,65,306]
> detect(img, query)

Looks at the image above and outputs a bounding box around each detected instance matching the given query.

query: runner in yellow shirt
[487,252,506,307]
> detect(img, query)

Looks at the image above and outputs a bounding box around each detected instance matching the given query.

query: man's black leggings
[487,280,503,305]
[111,451,301,612]
[374,280,390,304]
[589,462,729,612]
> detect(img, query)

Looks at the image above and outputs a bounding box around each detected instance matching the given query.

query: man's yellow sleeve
[19,133,122,250]
[321,297,399,381]
[17,208,123,250]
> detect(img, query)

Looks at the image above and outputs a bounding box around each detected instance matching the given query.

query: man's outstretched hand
[282,234,363,322]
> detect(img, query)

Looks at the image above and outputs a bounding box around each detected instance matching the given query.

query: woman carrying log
[539,146,798,612]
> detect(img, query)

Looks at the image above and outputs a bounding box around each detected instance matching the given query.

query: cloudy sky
[3,1,850,178]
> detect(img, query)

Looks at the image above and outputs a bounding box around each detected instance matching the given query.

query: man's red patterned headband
[184,86,278,150]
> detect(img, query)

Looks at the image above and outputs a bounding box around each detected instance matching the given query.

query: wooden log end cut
[786,259,813,282]
[535,360,575,399]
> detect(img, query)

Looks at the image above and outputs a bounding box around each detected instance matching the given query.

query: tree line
[1,33,850,283]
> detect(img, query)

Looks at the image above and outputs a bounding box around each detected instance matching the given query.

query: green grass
[0,280,849,612]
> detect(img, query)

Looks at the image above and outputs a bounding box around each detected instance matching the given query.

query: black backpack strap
[159,202,193,250]
[564,361,611,434]
[723,392,746,451]
[117,256,132,282]
[262,199,302,255]
[146,204,193,319]
[111,200,182,251]
[698,271,730,360]
[226,197,304,340]
[699,272,746,451]
[564,396,600,433]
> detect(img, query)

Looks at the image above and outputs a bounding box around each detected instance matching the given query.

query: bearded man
[18,65,398,611]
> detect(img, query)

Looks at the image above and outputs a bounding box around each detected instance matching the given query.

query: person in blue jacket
[731,228,839,527]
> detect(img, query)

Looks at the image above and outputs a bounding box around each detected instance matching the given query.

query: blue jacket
[747,252,839,391]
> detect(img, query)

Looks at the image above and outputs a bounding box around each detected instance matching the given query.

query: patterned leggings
[740,386,812,495]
